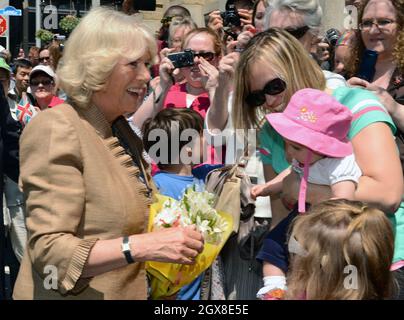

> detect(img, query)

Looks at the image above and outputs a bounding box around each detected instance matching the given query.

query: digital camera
[220,4,241,27]
[167,49,194,69]
[323,28,340,47]
[53,34,66,41]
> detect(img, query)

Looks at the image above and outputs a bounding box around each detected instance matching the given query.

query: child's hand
[256,276,287,300]
[251,184,270,199]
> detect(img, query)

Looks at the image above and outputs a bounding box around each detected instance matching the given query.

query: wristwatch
[121,236,135,264]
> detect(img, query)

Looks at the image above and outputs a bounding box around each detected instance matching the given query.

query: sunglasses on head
[245,78,287,107]
[30,78,54,86]
[285,25,310,39]
[192,51,216,62]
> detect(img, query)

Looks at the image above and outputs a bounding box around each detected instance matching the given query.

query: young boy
[142,108,206,300]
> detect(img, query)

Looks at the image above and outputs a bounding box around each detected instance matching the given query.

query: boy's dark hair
[142,108,204,167]
[13,58,33,74]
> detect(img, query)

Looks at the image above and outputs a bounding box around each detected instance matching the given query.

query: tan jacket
[13,103,153,299]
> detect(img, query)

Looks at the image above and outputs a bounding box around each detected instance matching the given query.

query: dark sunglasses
[39,56,50,62]
[245,78,287,107]
[30,78,54,86]
[285,25,310,39]
[192,51,216,62]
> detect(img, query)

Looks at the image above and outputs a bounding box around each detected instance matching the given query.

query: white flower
[153,187,228,245]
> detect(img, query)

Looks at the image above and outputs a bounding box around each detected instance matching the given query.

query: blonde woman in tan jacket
[13,7,204,300]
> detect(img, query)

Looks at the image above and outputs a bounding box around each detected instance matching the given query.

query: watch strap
[122,236,135,264]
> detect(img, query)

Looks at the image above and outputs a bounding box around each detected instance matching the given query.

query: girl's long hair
[286,199,395,300]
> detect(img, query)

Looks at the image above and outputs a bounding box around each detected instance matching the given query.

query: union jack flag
[15,98,37,127]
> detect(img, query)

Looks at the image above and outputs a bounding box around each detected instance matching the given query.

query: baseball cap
[0,58,11,73]
[29,65,56,81]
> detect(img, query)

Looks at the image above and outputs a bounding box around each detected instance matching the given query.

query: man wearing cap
[29,65,64,110]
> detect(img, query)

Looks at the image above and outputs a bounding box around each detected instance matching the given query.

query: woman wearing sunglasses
[133,27,223,167]
[206,28,403,298]
[133,28,222,124]
[29,65,64,111]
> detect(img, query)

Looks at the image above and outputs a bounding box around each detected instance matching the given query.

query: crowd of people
[1,0,404,300]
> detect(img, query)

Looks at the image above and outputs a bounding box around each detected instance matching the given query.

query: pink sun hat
[265,88,353,158]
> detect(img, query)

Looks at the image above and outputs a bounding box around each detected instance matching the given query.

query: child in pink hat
[255,88,362,299]
[253,88,362,213]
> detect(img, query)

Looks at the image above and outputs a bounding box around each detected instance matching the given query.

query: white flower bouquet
[146,187,233,299]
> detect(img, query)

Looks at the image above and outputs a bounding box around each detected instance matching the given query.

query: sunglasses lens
[265,78,286,95]
[245,78,286,107]
[286,26,309,39]
[31,79,53,86]
[245,92,266,107]
[201,52,214,61]
[194,52,215,61]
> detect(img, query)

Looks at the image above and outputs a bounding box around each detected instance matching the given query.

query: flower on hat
[297,106,317,123]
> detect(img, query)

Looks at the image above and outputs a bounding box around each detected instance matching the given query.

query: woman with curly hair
[346,0,404,91]
[346,0,404,299]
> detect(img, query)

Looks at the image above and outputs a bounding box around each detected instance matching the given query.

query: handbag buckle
[238,157,248,168]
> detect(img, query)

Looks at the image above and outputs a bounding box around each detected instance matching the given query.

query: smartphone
[356,49,378,82]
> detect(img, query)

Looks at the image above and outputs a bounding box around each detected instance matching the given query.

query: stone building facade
[139,0,348,35]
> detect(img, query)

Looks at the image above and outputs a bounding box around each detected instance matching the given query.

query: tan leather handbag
[205,157,255,234]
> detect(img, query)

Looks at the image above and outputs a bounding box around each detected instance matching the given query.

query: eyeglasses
[245,78,287,107]
[192,51,216,62]
[39,56,50,62]
[285,25,310,39]
[30,78,54,86]
[359,19,396,31]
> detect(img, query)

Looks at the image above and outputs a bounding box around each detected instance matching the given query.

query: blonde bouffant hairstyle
[286,199,395,300]
[232,28,326,131]
[57,7,157,109]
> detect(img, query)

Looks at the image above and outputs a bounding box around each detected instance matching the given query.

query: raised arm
[131,55,175,128]
[206,52,239,132]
